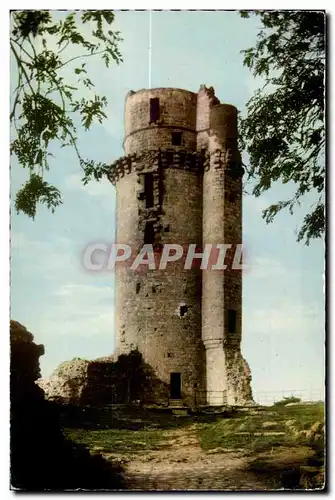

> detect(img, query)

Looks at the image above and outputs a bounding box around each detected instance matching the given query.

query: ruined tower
[108,86,253,406]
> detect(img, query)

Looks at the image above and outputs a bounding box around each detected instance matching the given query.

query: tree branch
[10,42,36,98]
[57,49,106,68]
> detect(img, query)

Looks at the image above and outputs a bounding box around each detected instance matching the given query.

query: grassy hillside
[64,401,325,490]
[199,402,324,454]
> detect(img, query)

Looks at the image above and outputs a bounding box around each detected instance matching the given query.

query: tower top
[125,85,221,102]
[126,87,197,98]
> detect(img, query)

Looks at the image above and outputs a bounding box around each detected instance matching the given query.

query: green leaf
[239,11,325,244]
[15,174,62,218]
[10,9,123,217]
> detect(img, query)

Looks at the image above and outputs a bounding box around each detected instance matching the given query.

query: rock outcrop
[10,320,125,490]
[38,358,91,403]
[10,319,45,400]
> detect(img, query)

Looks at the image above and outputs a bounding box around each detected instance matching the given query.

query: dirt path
[106,425,276,491]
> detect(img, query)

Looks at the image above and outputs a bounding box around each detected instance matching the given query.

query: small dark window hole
[179,305,188,317]
[144,221,155,244]
[149,97,160,122]
[144,173,154,208]
[228,309,237,333]
[172,132,182,146]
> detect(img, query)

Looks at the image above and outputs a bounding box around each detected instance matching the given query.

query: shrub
[273,396,301,407]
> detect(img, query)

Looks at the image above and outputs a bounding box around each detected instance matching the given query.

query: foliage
[239,11,325,244]
[10,10,122,218]
[273,395,301,406]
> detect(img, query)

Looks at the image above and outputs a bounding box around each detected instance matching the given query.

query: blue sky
[10,11,325,403]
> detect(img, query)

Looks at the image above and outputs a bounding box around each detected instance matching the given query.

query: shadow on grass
[246,436,325,491]
[247,457,303,490]
[58,403,239,431]
[247,456,324,490]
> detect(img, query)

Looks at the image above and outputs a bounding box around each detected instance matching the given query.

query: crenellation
[108,149,207,185]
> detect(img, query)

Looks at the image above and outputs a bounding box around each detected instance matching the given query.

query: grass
[64,427,167,455]
[198,402,325,489]
[64,402,324,457]
[64,402,325,489]
[198,402,324,454]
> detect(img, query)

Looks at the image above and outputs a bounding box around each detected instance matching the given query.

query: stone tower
[107,86,253,406]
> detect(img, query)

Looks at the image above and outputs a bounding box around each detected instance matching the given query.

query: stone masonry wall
[115,163,206,405]
[124,88,197,155]
[109,86,253,407]
[207,103,251,405]
[196,85,220,150]
[114,88,207,405]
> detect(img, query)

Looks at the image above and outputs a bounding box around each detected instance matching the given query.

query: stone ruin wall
[203,102,249,405]
[37,86,253,408]
[115,89,207,406]
[112,86,253,406]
